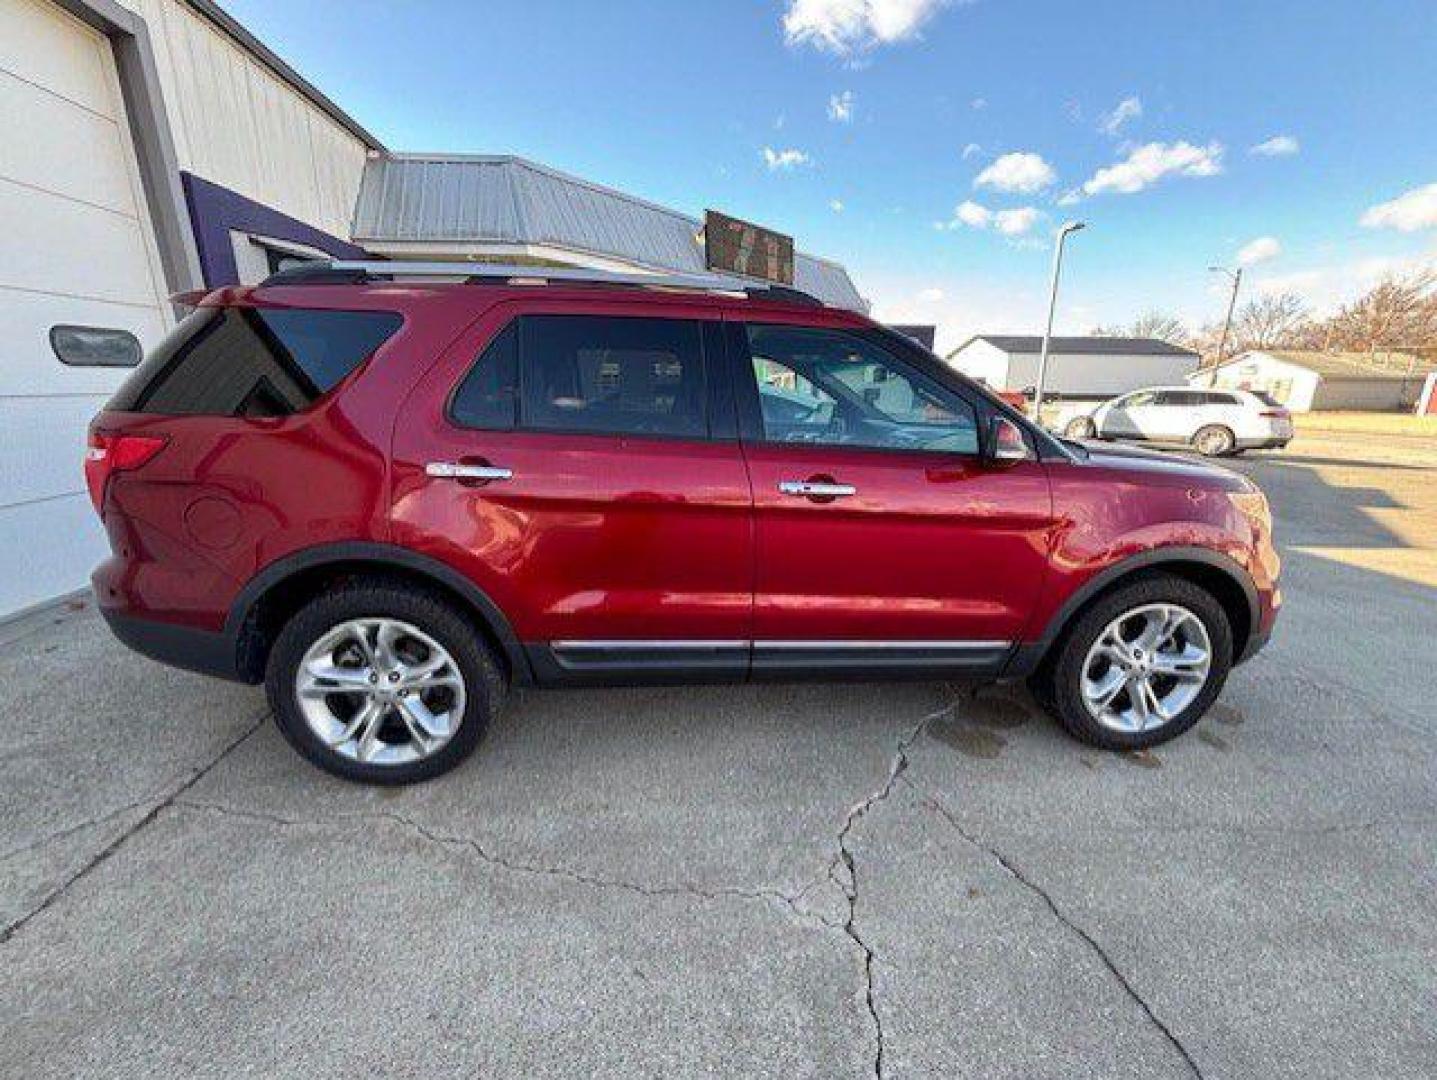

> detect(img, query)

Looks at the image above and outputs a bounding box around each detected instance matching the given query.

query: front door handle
[779,479,856,499]
[425,461,513,482]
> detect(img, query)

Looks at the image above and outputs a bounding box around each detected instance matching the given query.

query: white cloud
[1082,140,1224,196]
[974,151,1057,194]
[782,0,950,55]
[1237,235,1282,266]
[918,286,945,302]
[954,199,991,227]
[829,198,845,212]
[1098,95,1142,136]
[961,142,982,160]
[970,96,987,110]
[1250,134,1300,157]
[994,207,1042,235]
[827,90,855,122]
[763,146,811,172]
[1056,188,1083,207]
[941,199,1042,236]
[1360,182,1437,232]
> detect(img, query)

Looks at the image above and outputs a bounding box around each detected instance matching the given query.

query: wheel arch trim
[1004,545,1260,678]
[227,542,532,684]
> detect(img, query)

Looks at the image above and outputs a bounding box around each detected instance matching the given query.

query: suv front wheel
[1035,574,1233,751]
[267,580,506,784]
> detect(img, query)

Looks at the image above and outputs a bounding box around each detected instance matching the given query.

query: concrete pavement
[2,428,1434,1078]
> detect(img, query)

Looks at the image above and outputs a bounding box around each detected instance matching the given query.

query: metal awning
[351,154,867,311]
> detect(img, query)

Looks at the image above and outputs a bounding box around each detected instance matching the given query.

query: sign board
[703,210,795,285]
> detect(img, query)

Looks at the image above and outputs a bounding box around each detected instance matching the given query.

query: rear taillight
[85,432,167,515]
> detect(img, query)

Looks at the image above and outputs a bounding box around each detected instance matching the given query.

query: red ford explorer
[88,262,1280,784]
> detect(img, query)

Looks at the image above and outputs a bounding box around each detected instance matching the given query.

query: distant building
[1192,350,1437,412]
[888,324,936,350]
[947,336,1199,398]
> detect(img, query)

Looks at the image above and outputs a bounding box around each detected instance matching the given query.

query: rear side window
[522,315,707,437]
[107,306,402,416]
[451,315,709,438]
[450,321,519,429]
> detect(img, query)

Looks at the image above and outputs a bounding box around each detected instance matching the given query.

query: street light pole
[1208,265,1243,388]
[1033,220,1086,424]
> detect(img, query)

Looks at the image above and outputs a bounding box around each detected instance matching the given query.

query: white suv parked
[1064,386,1294,456]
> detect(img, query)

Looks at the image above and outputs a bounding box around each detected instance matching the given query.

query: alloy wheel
[295,617,466,765]
[1080,603,1212,734]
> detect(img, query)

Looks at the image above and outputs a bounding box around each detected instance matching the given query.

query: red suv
[88,262,1279,783]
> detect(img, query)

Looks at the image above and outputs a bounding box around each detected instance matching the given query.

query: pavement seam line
[0,711,268,947]
[911,782,1204,1080]
[828,703,953,1080]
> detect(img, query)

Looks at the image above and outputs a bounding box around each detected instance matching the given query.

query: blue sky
[224,0,1437,350]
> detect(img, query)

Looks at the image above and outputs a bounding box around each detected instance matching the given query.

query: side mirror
[986,415,1031,466]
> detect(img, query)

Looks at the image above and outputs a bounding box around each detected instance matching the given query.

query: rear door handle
[425,461,513,482]
[779,480,856,498]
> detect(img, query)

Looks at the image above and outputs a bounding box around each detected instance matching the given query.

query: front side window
[108,306,401,416]
[520,316,707,438]
[745,325,978,454]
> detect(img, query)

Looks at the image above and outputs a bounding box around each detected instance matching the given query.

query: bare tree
[1231,292,1310,350]
[1129,311,1191,346]
[1320,269,1437,352]
[1089,311,1191,345]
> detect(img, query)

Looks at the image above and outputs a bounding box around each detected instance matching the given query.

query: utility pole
[1033,221,1086,424]
[1207,265,1243,387]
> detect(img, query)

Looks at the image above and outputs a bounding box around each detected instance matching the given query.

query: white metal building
[0,0,867,620]
[1193,350,1437,413]
[1,0,384,619]
[948,335,1200,397]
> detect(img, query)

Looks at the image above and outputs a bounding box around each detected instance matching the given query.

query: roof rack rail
[259,259,825,305]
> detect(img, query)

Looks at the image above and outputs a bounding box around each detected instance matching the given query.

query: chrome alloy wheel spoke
[1080,603,1213,734]
[294,617,466,766]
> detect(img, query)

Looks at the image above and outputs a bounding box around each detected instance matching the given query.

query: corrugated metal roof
[352,155,867,310]
[963,335,1199,357]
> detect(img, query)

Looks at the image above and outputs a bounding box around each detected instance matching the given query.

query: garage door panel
[0,69,136,214]
[0,494,105,616]
[0,395,106,508]
[0,182,160,307]
[0,0,114,117]
[0,288,165,397]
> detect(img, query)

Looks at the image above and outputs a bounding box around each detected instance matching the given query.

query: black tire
[1065,416,1097,438]
[266,579,506,784]
[1030,573,1233,751]
[1192,424,1235,457]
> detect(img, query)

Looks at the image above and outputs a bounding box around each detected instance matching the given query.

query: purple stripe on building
[181,171,368,286]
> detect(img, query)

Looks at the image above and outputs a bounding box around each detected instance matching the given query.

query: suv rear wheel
[266,580,505,784]
[1192,424,1235,456]
[1034,574,1233,751]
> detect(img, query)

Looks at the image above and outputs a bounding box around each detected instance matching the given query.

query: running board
[527,640,1012,686]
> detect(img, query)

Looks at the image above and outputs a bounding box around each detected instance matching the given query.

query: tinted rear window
[107,306,402,416]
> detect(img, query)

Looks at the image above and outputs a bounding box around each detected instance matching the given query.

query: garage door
[0,0,170,618]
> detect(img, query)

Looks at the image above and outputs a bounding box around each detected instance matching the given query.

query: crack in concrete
[172,798,825,919]
[913,783,1204,1079]
[828,705,951,1079]
[0,712,268,947]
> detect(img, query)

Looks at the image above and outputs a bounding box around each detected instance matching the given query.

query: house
[1191,350,1437,412]
[0,0,866,620]
[947,336,1200,398]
